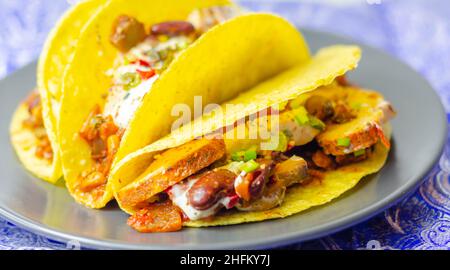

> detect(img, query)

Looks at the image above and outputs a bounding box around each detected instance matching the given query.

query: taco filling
[118,79,396,232]
[76,5,241,197]
[22,91,54,162]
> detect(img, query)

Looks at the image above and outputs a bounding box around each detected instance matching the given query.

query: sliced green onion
[231,151,245,162]
[294,107,310,125]
[120,72,141,90]
[243,149,257,161]
[309,116,326,131]
[354,149,366,157]
[240,160,260,173]
[275,132,288,152]
[337,137,351,147]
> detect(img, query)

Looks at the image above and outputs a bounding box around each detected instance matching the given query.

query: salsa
[79,105,123,192]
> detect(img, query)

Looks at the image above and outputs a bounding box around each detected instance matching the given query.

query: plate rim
[0,28,447,250]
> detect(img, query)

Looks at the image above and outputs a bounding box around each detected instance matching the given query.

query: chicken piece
[118,138,225,209]
[335,148,372,166]
[316,87,395,156]
[224,107,320,154]
[127,201,183,233]
[312,150,335,170]
[304,95,334,121]
[236,183,286,212]
[187,6,242,34]
[274,156,309,186]
[279,108,321,146]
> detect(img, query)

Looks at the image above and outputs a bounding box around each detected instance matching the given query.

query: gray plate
[0,29,447,250]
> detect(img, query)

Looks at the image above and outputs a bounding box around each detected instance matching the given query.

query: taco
[58,0,312,208]
[108,45,395,233]
[10,0,107,182]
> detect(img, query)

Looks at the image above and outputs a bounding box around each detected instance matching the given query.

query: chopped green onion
[354,149,366,157]
[231,151,245,162]
[243,149,257,161]
[294,107,310,125]
[232,147,258,162]
[337,137,351,147]
[240,160,260,173]
[309,116,326,131]
[120,72,141,90]
[275,132,288,152]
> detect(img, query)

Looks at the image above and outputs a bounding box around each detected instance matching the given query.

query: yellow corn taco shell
[10,0,107,183]
[10,102,55,180]
[59,2,311,208]
[111,45,362,214]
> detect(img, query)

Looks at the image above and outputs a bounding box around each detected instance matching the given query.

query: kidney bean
[150,21,195,37]
[187,169,236,210]
[248,159,275,199]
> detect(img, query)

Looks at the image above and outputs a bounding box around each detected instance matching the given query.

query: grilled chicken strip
[117,138,226,209]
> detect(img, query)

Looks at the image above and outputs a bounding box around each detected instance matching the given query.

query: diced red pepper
[137,69,156,80]
[131,59,151,67]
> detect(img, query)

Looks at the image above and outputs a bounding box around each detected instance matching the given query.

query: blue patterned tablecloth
[1,0,449,250]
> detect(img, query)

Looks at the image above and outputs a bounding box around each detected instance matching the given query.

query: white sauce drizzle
[169,162,244,221]
[104,75,158,128]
